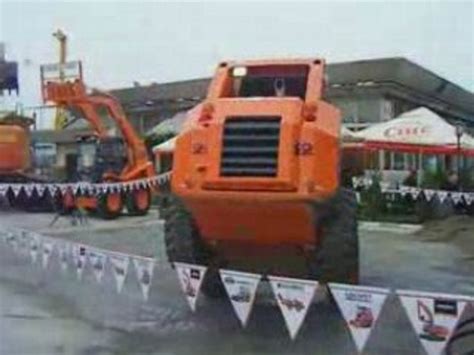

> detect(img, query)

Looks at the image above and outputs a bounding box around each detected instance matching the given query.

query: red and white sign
[330,283,389,353]
[398,289,471,355]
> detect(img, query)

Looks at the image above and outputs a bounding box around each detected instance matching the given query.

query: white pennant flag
[24,185,35,198]
[330,283,389,353]
[11,185,23,197]
[5,232,18,251]
[29,233,41,263]
[71,244,87,279]
[41,239,55,269]
[58,242,70,272]
[174,262,207,312]
[437,191,448,203]
[398,289,469,355]
[88,249,107,283]
[109,254,129,293]
[464,194,473,205]
[133,257,155,301]
[450,192,462,205]
[268,275,318,340]
[0,185,8,197]
[36,184,47,197]
[220,269,261,327]
[424,189,435,202]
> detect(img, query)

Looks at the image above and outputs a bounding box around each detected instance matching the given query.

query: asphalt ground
[0,209,473,355]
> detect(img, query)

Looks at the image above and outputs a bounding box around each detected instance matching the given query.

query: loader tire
[309,188,359,284]
[97,193,123,220]
[125,188,151,216]
[163,194,226,298]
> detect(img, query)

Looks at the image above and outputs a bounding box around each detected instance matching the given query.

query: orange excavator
[163,59,359,296]
[40,61,155,218]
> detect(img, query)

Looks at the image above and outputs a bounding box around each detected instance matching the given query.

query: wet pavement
[0,211,473,354]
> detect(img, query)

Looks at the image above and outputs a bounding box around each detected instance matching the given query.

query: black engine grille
[220,116,281,177]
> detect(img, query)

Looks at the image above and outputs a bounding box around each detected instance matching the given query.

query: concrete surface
[0,210,473,355]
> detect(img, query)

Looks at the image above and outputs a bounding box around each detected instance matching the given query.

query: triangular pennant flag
[24,185,35,197]
[330,283,389,353]
[17,231,29,255]
[71,244,87,279]
[29,233,41,263]
[41,238,55,269]
[174,262,207,312]
[0,185,8,197]
[10,185,23,197]
[133,257,155,301]
[437,191,448,203]
[58,242,70,272]
[220,269,261,327]
[109,254,129,293]
[87,249,107,283]
[424,189,435,202]
[5,232,18,251]
[397,289,469,355]
[36,184,47,197]
[268,275,318,340]
[463,194,473,205]
[450,192,462,205]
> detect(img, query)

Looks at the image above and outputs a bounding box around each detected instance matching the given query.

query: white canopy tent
[354,107,474,153]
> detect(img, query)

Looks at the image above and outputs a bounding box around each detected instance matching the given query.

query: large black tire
[97,193,123,220]
[308,188,359,284]
[125,188,151,216]
[162,194,226,298]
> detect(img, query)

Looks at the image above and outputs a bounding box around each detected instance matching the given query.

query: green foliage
[421,166,448,189]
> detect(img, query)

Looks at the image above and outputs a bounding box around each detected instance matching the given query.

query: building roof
[111,57,474,125]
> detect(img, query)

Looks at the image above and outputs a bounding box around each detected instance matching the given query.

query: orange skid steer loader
[163,59,359,296]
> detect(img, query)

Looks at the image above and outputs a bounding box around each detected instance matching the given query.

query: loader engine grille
[220,116,281,177]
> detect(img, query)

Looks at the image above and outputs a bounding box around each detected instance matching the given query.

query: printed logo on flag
[330,283,389,353]
[268,275,318,340]
[133,257,155,301]
[220,269,261,327]
[88,249,106,283]
[174,262,207,312]
[109,254,129,293]
[398,290,469,355]
[42,239,55,269]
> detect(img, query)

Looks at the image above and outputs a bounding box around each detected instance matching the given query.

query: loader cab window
[229,65,308,99]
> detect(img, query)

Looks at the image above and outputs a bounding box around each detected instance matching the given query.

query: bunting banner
[352,177,474,206]
[109,254,129,294]
[397,289,471,355]
[220,269,261,327]
[87,249,107,283]
[0,172,171,201]
[268,275,319,340]
[132,257,155,301]
[174,262,207,312]
[41,238,55,269]
[71,244,87,280]
[329,283,390,353]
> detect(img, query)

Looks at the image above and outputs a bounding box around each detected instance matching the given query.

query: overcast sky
[1,0,473,115]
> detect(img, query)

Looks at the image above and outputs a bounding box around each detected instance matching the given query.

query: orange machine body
[0,124,31,174]
[172,59,341,249]
[41,61,155,215]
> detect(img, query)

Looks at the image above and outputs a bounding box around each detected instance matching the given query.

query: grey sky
[1,0,473,112]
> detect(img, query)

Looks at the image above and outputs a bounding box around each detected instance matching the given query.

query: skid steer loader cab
[166,59,359,288]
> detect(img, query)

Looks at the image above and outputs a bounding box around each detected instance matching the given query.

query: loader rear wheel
[126,188,151,216]
[97,193,123,220]
[309,188,359,284]
[163,194,226,298]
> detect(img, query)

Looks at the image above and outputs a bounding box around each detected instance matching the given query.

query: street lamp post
[455,125,465,191]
